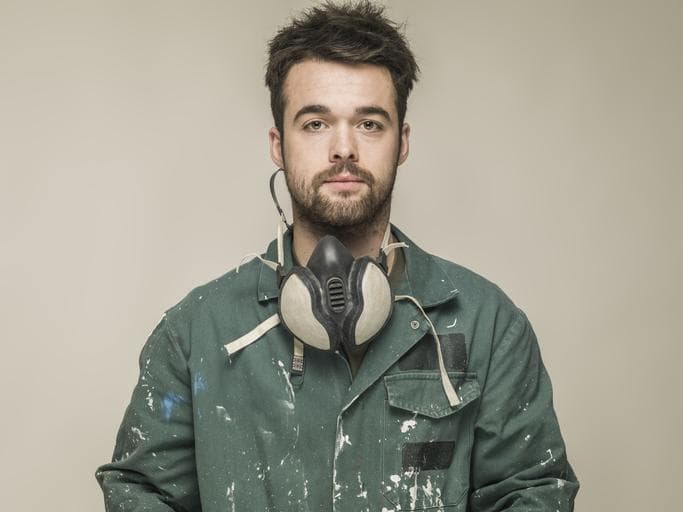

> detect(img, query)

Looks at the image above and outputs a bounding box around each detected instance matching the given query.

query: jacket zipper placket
[331,349,353,511]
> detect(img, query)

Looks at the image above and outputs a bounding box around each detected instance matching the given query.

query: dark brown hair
[265,0,419,135]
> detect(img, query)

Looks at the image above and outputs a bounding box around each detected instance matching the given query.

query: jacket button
[410,320,420,330]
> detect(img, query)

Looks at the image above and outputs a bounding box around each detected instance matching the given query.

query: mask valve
[327,278,346,312]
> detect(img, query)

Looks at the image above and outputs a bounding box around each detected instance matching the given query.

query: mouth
[324,173,365,184]
[322,174,366,193]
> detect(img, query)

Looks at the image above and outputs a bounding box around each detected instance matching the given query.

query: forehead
[282,59,397,120]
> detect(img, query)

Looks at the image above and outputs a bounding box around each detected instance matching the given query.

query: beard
[284,159,398,232]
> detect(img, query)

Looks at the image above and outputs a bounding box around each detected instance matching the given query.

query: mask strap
[236,169,291,274]
[269,169,291,268]
[291,337,305,375]
[380,221,392,249]
[277,216,286,268]
[394,294,461,407]
[270,169,291,230]
[236,253,279,273]
[225,313,281,355]
[378,222,408,269]
[383,241,408,256]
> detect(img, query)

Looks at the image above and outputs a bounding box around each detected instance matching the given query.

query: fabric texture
[96,225,579,511]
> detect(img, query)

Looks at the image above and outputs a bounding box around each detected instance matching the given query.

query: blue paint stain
[161,392,186,422]
[193,373,207,395]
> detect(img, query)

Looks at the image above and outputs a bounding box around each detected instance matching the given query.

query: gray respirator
[269,169,394,354]
[278,234,393,354]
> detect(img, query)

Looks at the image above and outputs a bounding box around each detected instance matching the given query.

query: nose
[329,125,358,163]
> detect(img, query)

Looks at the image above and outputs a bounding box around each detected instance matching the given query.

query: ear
[397,122,410,166]
[269,127,285,169]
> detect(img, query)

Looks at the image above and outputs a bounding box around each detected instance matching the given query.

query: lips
[324,174,365,184]
[321,174,366,193]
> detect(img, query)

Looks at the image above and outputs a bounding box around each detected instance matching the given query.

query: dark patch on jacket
[398,332,468,372]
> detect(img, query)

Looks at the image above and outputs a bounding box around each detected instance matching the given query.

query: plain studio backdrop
[1,1,681,510]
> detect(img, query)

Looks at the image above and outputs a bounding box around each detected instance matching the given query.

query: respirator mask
[271,169,396,355]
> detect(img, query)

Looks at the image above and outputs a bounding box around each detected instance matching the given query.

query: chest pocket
[381,371,480,510]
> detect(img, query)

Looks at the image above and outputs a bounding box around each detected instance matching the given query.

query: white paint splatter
[277,360,295,407]
[216,405,232,423]
[226,482,235,512]
[400,418,417,433]
[334,421,352,458]
[434,487,444,507]
[524,434,531,441]
[356,471,367,499]
[333,465,341,503]
[408,471,419,510]
[540,448,554,466]
[422,476,433,497]
[131,426,147,441]
[336,432,352,455]
[279,399,295,410]
[446,316,458,328]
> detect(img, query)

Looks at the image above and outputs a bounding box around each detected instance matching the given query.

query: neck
[290,212,395,271]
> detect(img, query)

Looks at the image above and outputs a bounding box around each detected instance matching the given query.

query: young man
[97,2,579,510]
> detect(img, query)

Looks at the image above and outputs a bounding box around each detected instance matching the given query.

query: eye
[360,120,383,132]
[303,120,325,131]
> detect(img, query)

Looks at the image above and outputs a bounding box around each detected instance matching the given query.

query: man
[97,2,579,511]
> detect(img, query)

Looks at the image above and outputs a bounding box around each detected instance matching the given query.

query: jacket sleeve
[468,310,579,511]
[96,316,201,512]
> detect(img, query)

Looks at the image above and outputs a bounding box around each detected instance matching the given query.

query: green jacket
[97,226,578,511]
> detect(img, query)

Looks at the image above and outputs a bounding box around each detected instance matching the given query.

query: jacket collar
[256,224,459,307]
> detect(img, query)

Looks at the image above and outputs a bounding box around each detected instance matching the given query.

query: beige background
[1,0,681,510]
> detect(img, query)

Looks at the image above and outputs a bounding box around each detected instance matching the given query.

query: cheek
[285,135,328,169]
[361,138,400,166]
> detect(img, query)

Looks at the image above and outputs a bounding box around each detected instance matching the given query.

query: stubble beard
[284,159,397,237]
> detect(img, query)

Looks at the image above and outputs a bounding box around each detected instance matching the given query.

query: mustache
[311,162,375,189]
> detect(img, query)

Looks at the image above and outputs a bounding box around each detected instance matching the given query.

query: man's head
[265,1,419,233]
[265,1,418,137]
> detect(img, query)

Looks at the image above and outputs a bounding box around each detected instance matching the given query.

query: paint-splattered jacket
[96,226,579,511]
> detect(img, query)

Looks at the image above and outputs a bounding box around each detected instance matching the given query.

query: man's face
[269,59,410,230]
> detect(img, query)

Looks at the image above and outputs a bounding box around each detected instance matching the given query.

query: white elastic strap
[394,295,461,407]
[225,313,281,355]
[236,253,279,273]
[381,222,392,250]
[277,217,285,267]
[382,241,408,256]
[380,222,408,259]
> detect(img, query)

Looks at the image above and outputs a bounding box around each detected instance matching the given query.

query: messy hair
[265,0,419,135]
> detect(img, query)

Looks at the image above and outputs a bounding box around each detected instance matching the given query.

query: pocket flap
[384,371,481,419]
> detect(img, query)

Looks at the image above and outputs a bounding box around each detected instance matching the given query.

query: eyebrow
[293,104,330,122]
[292,104,393,123]
[355,106,392,123]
